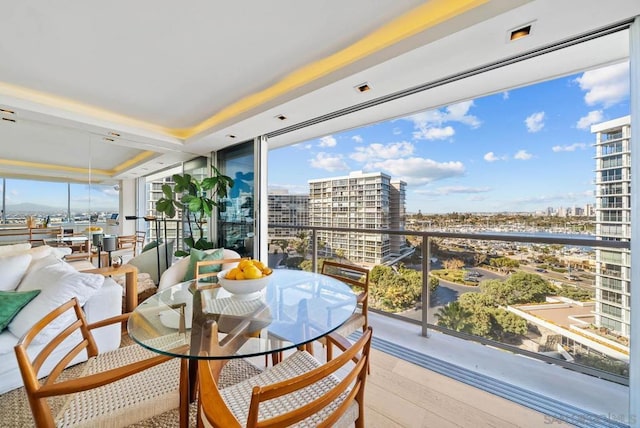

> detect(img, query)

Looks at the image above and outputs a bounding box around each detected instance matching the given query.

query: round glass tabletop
[127,269,358,360]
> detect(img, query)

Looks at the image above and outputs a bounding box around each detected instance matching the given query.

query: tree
[155,165,234,256]
[443,258,465,270]
[429,275,439,291]
[481,272,555,305]
[435,302,473,333]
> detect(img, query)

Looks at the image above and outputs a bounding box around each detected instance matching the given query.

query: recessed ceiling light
[275,114,287,121]
[510,24,532,41]
[355,82,371,93]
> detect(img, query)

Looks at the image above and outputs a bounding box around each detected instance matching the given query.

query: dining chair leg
[180,358,190,428]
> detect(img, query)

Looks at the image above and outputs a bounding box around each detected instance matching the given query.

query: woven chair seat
[54,344,180,427]
[216,351,358,427]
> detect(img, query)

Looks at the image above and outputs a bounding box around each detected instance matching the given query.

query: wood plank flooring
[364,348,574,428]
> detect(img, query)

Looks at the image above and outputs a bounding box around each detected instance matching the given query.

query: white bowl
[217,269,270,299]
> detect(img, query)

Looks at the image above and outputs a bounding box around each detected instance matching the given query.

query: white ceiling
[0,0,638,183]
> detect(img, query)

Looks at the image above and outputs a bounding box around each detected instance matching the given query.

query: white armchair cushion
[0,253,32,291]
[9,261,104,345]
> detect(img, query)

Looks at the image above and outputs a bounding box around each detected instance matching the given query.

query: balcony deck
[361,312,628,427]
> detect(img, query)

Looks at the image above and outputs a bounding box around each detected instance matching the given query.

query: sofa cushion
[0,290,41,331]
[0,243,31,257]
[0,253,32,291]
[9,261,104,345]
[183,248,224,282]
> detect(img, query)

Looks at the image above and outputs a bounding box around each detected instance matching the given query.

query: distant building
[592,115,631,337]
[308,171,408,266]
[268,192,309,240]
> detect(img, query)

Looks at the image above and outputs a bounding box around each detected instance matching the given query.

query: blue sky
[268,61,630,214]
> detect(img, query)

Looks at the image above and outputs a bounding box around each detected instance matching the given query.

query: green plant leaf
[188,198,202,212]
[175,250,189,257]
[184,236,196,248]
[161,184,174,199]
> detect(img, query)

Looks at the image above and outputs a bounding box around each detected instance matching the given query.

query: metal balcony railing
[269,223,630,385]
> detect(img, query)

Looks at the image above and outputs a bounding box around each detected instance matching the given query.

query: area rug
[1,339,263,427]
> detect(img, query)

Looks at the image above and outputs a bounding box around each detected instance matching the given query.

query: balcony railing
[268,223,630,385]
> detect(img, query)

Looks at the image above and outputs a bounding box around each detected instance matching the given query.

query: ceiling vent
[355,82,371,93]
[509,23,533,41]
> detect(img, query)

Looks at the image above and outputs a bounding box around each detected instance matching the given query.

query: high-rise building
[308,171,407,266]
[592,115,631,337]
[267,191,309,240]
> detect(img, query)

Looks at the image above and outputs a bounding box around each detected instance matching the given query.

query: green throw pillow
[0,290,41,331]
[184,248,224,282]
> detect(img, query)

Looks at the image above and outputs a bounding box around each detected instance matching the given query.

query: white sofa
[0,243,122,394]
[158,248,241,291]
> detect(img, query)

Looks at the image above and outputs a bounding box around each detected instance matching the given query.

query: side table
[84,264,139,312]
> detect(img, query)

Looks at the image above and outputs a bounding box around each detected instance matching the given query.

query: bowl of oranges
[217,259,273,299]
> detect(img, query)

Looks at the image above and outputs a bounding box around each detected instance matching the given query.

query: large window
[1,178,118,226]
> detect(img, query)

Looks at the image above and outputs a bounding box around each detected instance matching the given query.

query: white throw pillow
[27,245,53,260]
[0,253,32,292]
[0,243,31,257]
[9,261,104,345]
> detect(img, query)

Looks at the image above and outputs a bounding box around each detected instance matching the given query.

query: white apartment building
[267,191,309,239]
[308,171,407,266]
[592,115,631,337]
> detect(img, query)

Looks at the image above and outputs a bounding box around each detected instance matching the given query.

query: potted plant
[155,165,234,257]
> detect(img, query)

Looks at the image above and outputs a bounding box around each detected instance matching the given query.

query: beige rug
[2,340,262,427]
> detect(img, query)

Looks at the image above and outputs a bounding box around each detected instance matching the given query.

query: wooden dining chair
[135,230,146,255]
[320,260,370,360]
[198,327,373,428]
[14,298,181,427]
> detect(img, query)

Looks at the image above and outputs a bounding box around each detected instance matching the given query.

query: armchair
[198,327,372,427]
[14,297,180,427]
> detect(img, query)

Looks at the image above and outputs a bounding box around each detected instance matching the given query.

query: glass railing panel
[266,224,630,384]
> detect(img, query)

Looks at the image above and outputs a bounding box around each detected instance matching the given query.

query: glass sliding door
[216,141,255,257]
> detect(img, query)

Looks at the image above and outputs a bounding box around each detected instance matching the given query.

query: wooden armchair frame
[14,298,178,427]
[320,261,370,360]
[198,327,373,428]
[194,257,245,283]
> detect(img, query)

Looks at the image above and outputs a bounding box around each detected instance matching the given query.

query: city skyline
[268,61,630,214]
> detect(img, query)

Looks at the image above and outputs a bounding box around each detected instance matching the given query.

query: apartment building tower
[268,191,309,240]
[308,171,407,266]
[592,115,631,337]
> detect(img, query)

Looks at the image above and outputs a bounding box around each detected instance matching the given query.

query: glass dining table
[127,269,358,428]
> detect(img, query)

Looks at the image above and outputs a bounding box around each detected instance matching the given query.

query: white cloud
[445,101,481,128]
[405,100,481,141]
[418,186,491,196]
[364,157,465,185]
[514,150,532,160]
[412,126,455,140]
[502,91,509,100]
[351,135,363,143]
[576,110,604,130]
[552,143,587,152]
[575,62,629,108]
[525,112,545,133]
[309,152,349,172]
[392,127,402,135]
[483,152,500,162]
[350,142,414,163]
[318,135,337,147]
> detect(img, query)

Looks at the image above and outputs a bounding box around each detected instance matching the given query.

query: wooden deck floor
[363,348,574,428]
